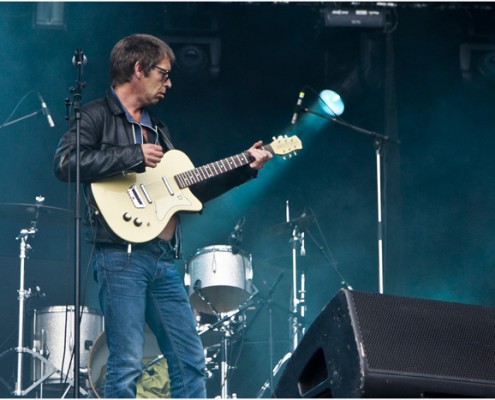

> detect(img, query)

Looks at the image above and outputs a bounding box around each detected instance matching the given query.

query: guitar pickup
[127,186,145,208]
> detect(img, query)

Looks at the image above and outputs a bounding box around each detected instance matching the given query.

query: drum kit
[0,197,321,398]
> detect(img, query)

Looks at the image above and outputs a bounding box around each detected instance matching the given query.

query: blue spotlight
[319,89,345,117]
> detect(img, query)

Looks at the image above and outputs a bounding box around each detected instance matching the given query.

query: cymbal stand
[7,197,71,397]
[219,326,231,399]
[13,195,41,396]
[0,197,83,398]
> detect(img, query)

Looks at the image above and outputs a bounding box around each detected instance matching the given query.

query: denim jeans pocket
[95,245,132,273]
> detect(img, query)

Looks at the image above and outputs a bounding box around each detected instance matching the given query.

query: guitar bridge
[127,186,145,208]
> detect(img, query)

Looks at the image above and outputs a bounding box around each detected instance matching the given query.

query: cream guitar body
[90,135,302,243]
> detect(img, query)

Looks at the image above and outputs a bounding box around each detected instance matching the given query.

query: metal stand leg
[14,228,34,396]
[2,196,87,398]
[220,331,229,399]
[286,200,307,351]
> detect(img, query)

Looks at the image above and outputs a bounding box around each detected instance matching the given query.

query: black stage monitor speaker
[273,289,495,398]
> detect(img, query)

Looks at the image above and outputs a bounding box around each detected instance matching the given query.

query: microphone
[72,50,87,67]
[39,94,55,128]
[229,217,245,253]
[231,217,244,238]
[290,90,305,125]
[34,286,46,298]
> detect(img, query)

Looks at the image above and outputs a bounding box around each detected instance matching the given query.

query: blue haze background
[0,2,494,397]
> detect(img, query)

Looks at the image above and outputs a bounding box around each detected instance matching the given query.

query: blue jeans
[94,239,206,398]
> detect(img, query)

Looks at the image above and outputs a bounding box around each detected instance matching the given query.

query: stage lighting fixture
[319,89,345,117]
[321,6,389,29]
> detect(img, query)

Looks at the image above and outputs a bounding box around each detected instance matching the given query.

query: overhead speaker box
[273,289,495,398]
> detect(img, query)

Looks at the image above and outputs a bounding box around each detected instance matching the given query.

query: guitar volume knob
[123,213,132,222]
[134,218,143,227]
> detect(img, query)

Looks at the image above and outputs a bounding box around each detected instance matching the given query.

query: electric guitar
[90,135,302,243]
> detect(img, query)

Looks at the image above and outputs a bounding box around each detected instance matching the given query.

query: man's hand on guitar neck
[142,143,164,168]
[142,140,272,170]
[247,140,273,170]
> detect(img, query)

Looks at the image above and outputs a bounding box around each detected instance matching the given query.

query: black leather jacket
[53,90,257,246]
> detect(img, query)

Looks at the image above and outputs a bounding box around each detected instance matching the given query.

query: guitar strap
[156,125,175,151]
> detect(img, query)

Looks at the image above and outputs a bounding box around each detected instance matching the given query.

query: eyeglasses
[152,65,171,82]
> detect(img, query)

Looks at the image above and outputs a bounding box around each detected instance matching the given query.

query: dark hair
[110,34,175,86]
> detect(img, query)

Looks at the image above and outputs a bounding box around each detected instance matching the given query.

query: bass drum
[32,306,103,384]
[186,245,254,314]
[88,325,169,398]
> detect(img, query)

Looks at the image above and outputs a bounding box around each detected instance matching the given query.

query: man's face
[141,57,172,105]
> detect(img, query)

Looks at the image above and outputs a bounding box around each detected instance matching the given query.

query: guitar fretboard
[174,146,273,189]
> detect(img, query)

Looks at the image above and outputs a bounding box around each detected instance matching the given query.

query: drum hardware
[32,305,103,393]
[227,217,245,254]
[0,201,73,227]
[256,351,292,398]
[0,196,87,398]
[204,345,220,379]
[276,200,311,351]
[8,196,58,397]
[185,245,254,315]
[263,203,314,349]
[196,310,246,350]
[264,203,345,351]
[216,306,251,399]
[263,214,315,237]
[0,346,72,398]
[257,205,353,397]
[193,280,220,316]
[200,294,258,398]
[237,273,292,398]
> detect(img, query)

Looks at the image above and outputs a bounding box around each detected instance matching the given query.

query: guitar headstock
[269,135,303,159]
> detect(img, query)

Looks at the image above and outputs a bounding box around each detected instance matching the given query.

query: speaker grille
[350,290,495,383]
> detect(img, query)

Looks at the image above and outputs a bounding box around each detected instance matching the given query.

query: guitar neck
[174,144,274,189]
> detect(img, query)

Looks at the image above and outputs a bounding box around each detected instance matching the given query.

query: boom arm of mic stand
[302,107,395,294]
[302,108,401,145]
[208,291,259,332]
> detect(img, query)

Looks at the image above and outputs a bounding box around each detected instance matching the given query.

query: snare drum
[185,245,254,314]
[32,306,103,384]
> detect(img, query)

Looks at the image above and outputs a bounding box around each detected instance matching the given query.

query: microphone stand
[284,201,306,349]
[302,108,400,294]
[67,49,86,398]
[251,273,286,398]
